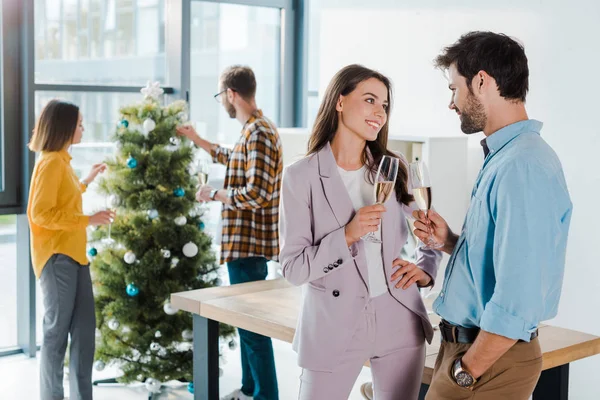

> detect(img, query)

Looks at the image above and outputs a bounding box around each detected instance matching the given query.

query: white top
[337,166,388,298]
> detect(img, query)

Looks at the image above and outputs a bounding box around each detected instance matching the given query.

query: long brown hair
[28,99,80,152]
[307,64,413,205]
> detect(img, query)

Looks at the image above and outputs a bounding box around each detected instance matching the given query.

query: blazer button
[323,267,329,273]
[332,290,340,297]
[336,259,343,264]
[333,263,339,268]
[327,264,334,270]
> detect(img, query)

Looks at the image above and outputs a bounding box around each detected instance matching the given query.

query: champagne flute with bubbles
[102,194,119,244]
[409,161,443,249]
[362,155,399,243]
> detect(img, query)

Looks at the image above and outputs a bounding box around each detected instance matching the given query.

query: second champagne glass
[102,194,119,245]
[197,160,210,187]
[362,155,399,243]
[409,161,443,249]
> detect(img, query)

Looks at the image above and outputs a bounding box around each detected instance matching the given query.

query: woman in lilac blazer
[279,65,442,400]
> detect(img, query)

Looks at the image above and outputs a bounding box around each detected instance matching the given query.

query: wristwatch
[452,358,477,389]
[209,189,219,201]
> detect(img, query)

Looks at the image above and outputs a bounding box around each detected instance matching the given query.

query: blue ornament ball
[199,221,205,231]
[187,382,194,394]
[127,156,138,169]
[126,283,139,297]
[88,247,98,257]
[173,187,185,197]
[119,119,129,128]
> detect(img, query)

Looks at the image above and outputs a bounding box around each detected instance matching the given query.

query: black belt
[439,320,538,344]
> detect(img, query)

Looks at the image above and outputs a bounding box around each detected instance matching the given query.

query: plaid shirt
[210,110,283,264]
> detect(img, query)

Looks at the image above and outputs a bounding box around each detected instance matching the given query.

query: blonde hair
[28,99,80,152]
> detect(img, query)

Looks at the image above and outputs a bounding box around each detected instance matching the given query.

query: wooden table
[171,279,600,400]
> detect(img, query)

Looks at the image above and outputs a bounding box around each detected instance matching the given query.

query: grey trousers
[39,254,96,400]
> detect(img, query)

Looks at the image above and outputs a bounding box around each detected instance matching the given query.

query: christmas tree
[88,82,234,390]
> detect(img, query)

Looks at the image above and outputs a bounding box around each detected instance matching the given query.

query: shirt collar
[243,109,263,128]
[58,149,72,162]
[41,149,72,162]
[480,119,543,157]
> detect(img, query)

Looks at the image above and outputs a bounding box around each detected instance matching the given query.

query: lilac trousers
[298,291,426,400]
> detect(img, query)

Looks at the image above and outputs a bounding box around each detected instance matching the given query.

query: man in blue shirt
[400,31,573,399]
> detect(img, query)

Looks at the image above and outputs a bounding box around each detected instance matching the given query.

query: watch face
[456,371,474,387]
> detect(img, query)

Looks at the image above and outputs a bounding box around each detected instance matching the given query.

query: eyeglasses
[213,88,236,103]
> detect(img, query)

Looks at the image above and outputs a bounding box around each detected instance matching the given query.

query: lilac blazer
[278,142,442,372]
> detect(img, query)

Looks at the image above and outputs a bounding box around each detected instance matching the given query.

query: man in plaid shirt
[177,65,282,400]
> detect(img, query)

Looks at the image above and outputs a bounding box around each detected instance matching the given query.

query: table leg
[418,383,429,400]
[533,364,569,400]
[193,315,219,400]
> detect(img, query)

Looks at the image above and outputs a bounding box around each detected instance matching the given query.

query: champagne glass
[409,161,443,249]
[362,155,399,243]
[102,194,118,245]
[197,160,210,209]
[197,160,210,187]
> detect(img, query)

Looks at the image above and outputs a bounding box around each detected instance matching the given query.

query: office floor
[0,337,371,399]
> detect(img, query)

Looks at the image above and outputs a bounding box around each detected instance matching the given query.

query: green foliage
[90,97,234,383]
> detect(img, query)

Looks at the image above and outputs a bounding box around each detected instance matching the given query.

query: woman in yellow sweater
[27,99,115,400]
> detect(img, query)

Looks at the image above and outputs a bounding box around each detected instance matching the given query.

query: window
[189,2,281,146]
[0,215,17,349]
[34,0,166,85]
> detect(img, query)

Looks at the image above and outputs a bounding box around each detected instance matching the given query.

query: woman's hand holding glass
[344,204,386,247]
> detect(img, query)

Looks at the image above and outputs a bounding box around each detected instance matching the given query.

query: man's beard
[459,93,487,134]
[225,101,236,118]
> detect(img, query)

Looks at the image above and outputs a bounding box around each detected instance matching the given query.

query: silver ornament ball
[164,302,179,315]
[145,378,162,393]
[94,360,106,371]
[108,319,120,330]
[123,251,136,264]
[182,329,193,341]
[174,215,187,226]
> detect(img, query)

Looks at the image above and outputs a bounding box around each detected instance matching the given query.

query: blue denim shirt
[433,120,573,341]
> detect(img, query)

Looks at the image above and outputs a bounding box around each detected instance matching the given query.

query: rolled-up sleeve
[210,144,232,166]
[480,162,555,341]
[228,130,279,210]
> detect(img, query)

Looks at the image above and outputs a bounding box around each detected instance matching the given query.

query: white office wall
[315,0,600,398]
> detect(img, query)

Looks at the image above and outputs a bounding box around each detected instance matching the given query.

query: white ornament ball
[147,209,159,220]
[169,136,182,146]
[155,330,162,338]
[182,329,193,341]
[108,319,120,330]
[158,348,167,357]
[145,378,162,393]
[143,118,156,134]
[164,302,179,315]
[228,340,237,350]
[174,215,187,226]
[124,251,136,265]
[170,257,180,268]
[182,242,198,258]
[94,360,106,371]
[150,342,160,351]
[161,249,171,259]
